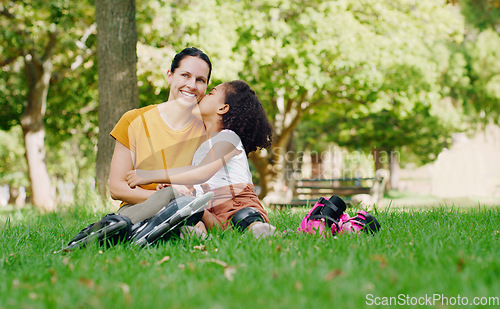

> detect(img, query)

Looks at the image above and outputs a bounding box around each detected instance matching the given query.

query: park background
[1,0,500,212]
[1,1,499,309]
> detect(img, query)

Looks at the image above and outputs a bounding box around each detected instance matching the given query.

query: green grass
[1,205,499,308]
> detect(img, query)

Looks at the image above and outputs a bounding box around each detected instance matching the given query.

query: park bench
[269,169,388,208]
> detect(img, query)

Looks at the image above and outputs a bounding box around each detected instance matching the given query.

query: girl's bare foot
[180,225,208,240]
[249,222,276,238]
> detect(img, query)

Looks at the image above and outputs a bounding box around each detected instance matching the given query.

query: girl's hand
[156,183,170,190]
[126,170,150,188]
[172,184,192,196]
[155,184,191,196]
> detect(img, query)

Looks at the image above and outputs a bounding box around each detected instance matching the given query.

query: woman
[110,47,212,224]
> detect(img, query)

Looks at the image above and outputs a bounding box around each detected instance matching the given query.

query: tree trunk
[249,150,274,199]
[22,128,55,210]
[250,92,308,203]
[251,113,298,203]
[8,186,26,207]
[95,0,139,198]
[372,147,385,172]
[19,33,58,212]
[389,150,400,190]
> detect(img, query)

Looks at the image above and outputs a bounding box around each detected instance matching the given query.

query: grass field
[0,204,499,309]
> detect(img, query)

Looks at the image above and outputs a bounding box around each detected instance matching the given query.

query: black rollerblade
[132,192,214,247]
[57,214,132,252]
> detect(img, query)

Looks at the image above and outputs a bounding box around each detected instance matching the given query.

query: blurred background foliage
[1,0,499,207]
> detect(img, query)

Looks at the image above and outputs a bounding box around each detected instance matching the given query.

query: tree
[95,0,139,198]
[231,0,372,199]
[2,0,495,206]
[0,1,95,211]
[292,1,467,189]
[229,0,465,199]
[129,0,469,200]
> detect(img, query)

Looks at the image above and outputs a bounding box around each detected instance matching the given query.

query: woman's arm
[126,141,241,187]
[109,141,156,204]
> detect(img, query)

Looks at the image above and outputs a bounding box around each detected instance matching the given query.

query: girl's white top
[192,130,252,195]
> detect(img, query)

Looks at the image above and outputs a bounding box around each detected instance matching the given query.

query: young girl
[126,80,275,238]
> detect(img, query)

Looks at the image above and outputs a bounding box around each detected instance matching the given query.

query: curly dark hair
[221,80,273,155]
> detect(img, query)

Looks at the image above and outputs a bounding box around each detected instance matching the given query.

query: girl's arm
[109,141,156,204]
[126,141,241,188]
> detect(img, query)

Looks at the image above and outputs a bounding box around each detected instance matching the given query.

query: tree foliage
[1,0,499,204]
[0,0,96,209]
[438,32,500,123]
[458,0,500,31]
[0,0,96,132]
[226,0,467,195]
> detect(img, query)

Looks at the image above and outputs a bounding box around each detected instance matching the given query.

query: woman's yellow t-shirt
[110,105,206,191]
